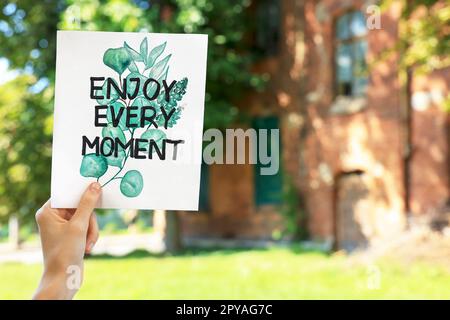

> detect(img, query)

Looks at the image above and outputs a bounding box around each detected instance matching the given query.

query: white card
[51,31,208,210]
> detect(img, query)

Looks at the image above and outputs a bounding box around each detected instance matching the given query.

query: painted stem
[101,122,134,188]
[101,74,133,188]
[101,149,131,188]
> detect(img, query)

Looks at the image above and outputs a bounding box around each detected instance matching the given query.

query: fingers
[85,212,99,254]
[36,200,67,223]
[35,199,51,225]
[71,182,102,228]
[64,209,76,220]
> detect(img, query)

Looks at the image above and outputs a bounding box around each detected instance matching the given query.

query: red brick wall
[410,69,450,214]
[301,0,408,242]
[180,1,305,240]
[180,0,449,242]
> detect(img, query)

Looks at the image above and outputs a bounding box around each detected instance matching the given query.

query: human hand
[33,182,102,300]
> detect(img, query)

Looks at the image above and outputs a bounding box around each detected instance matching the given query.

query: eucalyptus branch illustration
[80,38,188,197]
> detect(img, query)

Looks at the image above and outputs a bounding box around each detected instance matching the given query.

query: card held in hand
[51,31,208,210]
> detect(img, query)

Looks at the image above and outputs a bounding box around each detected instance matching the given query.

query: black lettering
[100,137,114,156]
[160,107,176,129]
[110,105,125,127]
[90,77,105,99]
[149,140,166,160]
[126,106,139,128]
[115,137,133,157]
[127,77,140,99]
[82,136,100,155]
[94,105,108,127]
[162,80,176,102]
[143,78,160,100]
[134,138,147,159]
[107,77,126,99]
[140,106,158,128]
[165,139,184,160]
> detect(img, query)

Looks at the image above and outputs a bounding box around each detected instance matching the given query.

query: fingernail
[88,242,95,252]
[90,182,101,193]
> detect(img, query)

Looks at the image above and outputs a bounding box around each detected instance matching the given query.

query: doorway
[334,171,368,251]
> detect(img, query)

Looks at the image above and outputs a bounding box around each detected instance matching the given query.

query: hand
[33,182,102,300]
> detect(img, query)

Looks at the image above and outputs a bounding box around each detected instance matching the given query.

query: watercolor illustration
[80,38,188,197]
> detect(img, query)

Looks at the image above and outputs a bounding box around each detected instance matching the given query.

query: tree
[0,75,53,224]
[381,0,449,213]
[0,0,264,250]
[0,1,61,227]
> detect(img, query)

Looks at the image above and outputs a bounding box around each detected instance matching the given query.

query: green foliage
[443,94,450,112]
[280,175,308,240]
[381,0,450,73]
[0,75,53,223]
[0,0,264,221]
[0,1,62,79]
[58,0,265,128]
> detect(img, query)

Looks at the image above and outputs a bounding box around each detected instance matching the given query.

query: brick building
[179,0,449,250]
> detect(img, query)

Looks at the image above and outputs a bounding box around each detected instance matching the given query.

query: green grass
[0,247,449,299]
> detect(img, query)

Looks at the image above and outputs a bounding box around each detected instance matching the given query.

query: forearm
[33,269,78,300]
[34,183,100,300]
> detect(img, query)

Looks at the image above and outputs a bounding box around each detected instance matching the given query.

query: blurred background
[0,0,449,299]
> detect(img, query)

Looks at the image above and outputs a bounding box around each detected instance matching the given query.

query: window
[198,162,210,212]
[256,0,281,56]
[335,11,368,97]
[253,116,282,206]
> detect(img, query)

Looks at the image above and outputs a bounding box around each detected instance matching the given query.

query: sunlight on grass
[0,247,449,299]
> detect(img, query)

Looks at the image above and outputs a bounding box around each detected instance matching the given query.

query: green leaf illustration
[124,41,143,62]
[107,151,126,167]
[146,42,166,69]
[129,97,144,128]
[140,38,148,64]
[102,124,127,167]
[128,60,139,73]
[103,47,132,75]
[120,170,144,197]
[130,96,158,127]
[156,77,188,128]
[145,66,169,99]
[160,66,169,82]
[140,129,167,152]
[102,123,126,145]
[103,141,126,167]
[148,54,171,80]
[82,37,188,195]
[80,154,108,178]
[106,101,127,130]
[126,72,147,97]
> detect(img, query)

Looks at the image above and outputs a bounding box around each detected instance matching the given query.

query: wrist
[33,267,79,300]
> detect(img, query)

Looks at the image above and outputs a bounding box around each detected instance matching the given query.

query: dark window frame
[198,162,210,213]
[255,0,281,56]
[332,10,369,98]
[252,116,283,207]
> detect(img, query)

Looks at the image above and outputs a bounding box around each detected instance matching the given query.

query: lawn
[0,247,449,299]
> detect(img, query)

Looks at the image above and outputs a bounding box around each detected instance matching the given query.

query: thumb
[72,182,102,227]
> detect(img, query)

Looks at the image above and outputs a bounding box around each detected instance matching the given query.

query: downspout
[404,67,413,217]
